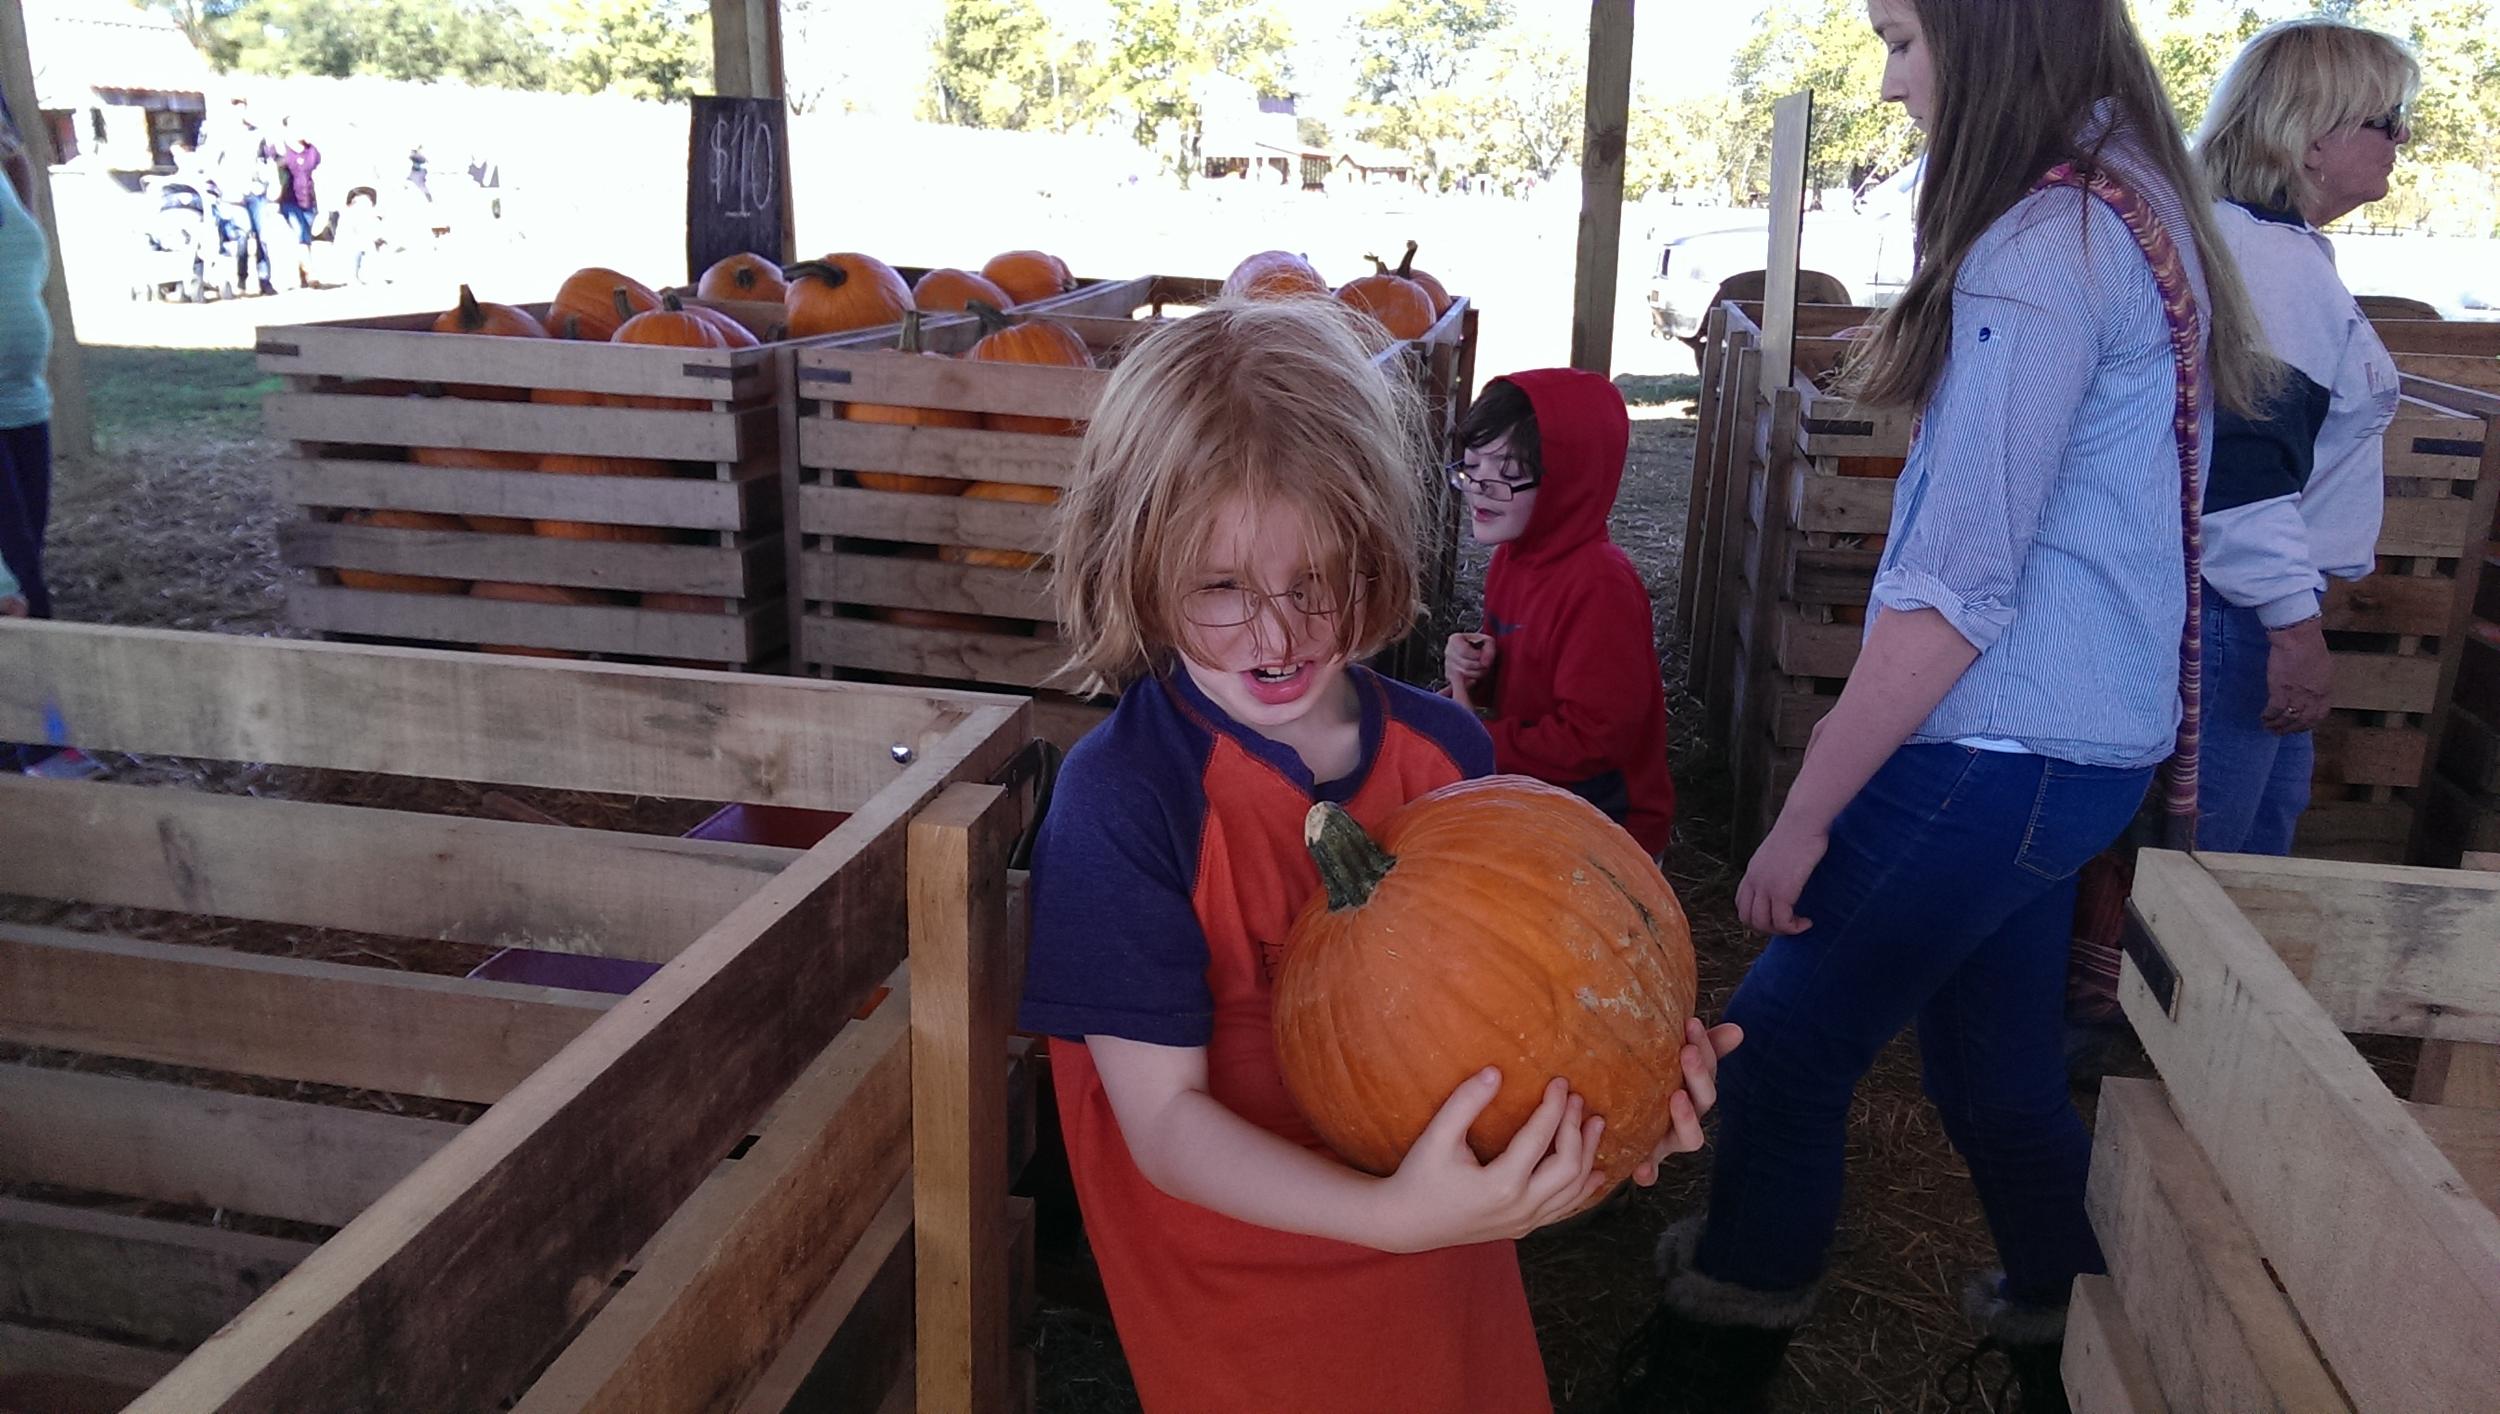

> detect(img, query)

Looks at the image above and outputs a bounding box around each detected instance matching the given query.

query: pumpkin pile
[1271,776,1696,1193]
[1219,240,1456,343]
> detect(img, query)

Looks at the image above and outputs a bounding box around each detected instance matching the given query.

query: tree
[1342,0,1508,184]
[1726,0,1917,199]
[1102,0,1294,184]
[218,0,554,90]
[925,0,1070,129]
[1628,92,1753,205]
[1466,36,1583,186]
[547,0,711,102]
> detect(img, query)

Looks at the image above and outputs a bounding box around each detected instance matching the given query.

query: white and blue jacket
[2201,200,2397,628]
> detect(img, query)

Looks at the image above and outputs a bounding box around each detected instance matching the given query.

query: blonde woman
[2192,19,2413,853]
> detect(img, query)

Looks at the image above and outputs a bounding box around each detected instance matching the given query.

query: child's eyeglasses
[1445,462,1543,503]
[1182,575,1370,628]
[2359,105,2409,140]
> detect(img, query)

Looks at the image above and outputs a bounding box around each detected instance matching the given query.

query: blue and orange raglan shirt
[1017,664,1554,1414]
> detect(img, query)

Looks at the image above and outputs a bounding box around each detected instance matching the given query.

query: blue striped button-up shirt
[1872,149,2212,771]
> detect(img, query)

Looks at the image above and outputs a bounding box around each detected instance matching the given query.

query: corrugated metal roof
[28,2,214,107]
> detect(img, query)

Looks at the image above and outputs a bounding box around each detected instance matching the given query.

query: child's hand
[1444,631,1495,684]
[1631,1016,1744,1186]
[1372,1070,1607,1253]
[0,594,25,618]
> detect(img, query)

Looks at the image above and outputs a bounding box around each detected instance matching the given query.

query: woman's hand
[1373,1070,1607,1252]
[1445,631,1496,686]
[1632,1016,1745,1186]
[2262,619,2332,734]
[1738,818,1827,935]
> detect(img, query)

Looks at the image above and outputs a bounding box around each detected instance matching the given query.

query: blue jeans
[1,421,55,770]
[1695,744,2152,1307]
[2194,596,2312,855]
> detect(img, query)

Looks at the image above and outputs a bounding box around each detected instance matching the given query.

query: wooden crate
[2410,334,2500,865]
[2069,849,2500,1411]
[0,620,1044,1414]
[786,276,1479,742]
[1680,300,2500,861]
[261,300,803,671]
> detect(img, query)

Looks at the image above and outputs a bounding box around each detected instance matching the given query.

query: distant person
[337,186,384,285]
[0,100,83,773]
[2189,19,2413,854]
[275,118,323,290]
[206,95,276,295]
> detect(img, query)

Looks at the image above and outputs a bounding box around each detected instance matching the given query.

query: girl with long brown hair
[1613,3,2268,1411]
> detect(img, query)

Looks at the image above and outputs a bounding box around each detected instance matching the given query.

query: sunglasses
[2359,105,2409,140]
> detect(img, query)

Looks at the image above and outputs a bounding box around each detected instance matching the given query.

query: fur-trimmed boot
[1939,1272,2072,1414]
[1605,1217,1817,1414]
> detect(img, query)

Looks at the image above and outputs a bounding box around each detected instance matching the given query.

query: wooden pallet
[1681,301,2500,862]
[0,620,1041,1414]
[261,300,803,670]
[786,276,1479,737]
[2067,849,2500,1411]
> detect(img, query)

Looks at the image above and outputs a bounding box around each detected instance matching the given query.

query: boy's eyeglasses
[1182,575,1371,628]
[2360,105,2409,140]
[1445,462,1543,503]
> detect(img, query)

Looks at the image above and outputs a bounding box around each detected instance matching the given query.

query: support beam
[707,0,795,264]
[1759,91,1813,404]
[1568,0,1636,373]
[0,1198,316,1349]
[0,0,94,458]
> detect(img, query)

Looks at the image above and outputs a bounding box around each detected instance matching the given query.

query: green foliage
[922,0,1097,131]
[1103,0,1296,184]
[1726,0,1917,197]
[1342,0,1509,186]
[545,0,712,102]
[177,0,710,101]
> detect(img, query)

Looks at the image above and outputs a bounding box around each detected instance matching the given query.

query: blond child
[1015,297,1736,1413]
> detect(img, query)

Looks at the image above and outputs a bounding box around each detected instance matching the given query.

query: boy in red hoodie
[1444,369,1675,858]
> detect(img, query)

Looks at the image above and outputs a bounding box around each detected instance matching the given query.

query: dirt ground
[20,354,2018,1413]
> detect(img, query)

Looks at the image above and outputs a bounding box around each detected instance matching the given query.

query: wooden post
[2416,848,2500,1108]
[708,0,795,263]
[0,0,94,458]
[1568,0,1635,373]
[910,781,1022,1414]
[1759,91,1813,404]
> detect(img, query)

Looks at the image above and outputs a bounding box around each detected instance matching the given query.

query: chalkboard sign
[686,95,790,282]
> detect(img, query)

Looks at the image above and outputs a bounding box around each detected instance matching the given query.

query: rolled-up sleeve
[1873,190,2105,653]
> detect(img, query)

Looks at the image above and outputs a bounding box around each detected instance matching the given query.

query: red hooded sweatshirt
[1477,368,1675,856]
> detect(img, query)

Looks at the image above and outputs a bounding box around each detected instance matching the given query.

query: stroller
[129,179,238,304]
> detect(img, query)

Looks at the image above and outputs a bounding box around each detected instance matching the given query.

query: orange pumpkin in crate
[551,268,659,341]
[844,311,979,495]
[914,267,1014,314]
[1272,777,1697,1191]
[964,300,1095,435]
[333,509,472,593]
[532,453,673,543]
[981,249,1078,305]
[409,446,540,534]
[696,252,788,305]
[873,605,1014,634]
[469,580,613,657]
[687,304,763,348]
[611,292,728,409]
[785,253,912,337]
[1335,268,1436,341]
[430,285,549,401]
[1223,250,1328,301]
[1364,240,1452,316]
[937,480,1058,571]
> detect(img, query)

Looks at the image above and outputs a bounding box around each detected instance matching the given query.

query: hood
[1496,367,1629,563]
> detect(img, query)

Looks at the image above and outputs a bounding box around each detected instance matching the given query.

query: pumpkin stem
[732,264,760,295]
[783,260,848,290]
[1396,240,1419,281]
[659,291,685,313]
[612,286,636,321]
[454,284,485,332]
[1305,802,1395,911]
[896,309,926,354]
[965,298,1017,337]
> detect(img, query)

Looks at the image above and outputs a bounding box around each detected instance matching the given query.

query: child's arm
[1089,1035,1607,1253]
[1483,579,1653,777]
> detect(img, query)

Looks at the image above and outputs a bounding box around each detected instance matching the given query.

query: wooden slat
[2396,352,2500,393]
[2084,1078,2345,1411]
[257,322,770,404]
[1790,472,1894,534]
[285,584,769,664]
[2197,852,2500,1044]
[727,1180,915,1414]
[2377,492,2484,556]
[2124,850,2500,1412]
[280,520,771,598]
[0,1322,184,1403]
[796,420,1077,488]
[802,551,1053,621]
[267,393,767,463]
[0,1066,460,1228]
[1757,91,1811,404]
[0,621,999,811]
[2306,720,2425,788]
[2401,375,2500,420]
[122,706,1024,1414]
[801,615,1077,692]
[2322,572,2462,635]
[911,785,1023,1414]
[0,776,793,965]
[2372,320,2500,357]
[2060,1274,2170,1414]
[510,970,913,1414]
[0,1198,315,1348]
[2415,851,2500,1109]
[797,346,1106,424]
[281,456,773,533]
[2411,1100,2500,1209]
[797,483,1054,552]
[0,924,609,1104]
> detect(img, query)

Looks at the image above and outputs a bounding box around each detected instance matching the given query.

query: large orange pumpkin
[430,285,547,400]
[1365,240,1452,316]
[785,253,913,338]
[1336,269,1436,341]
[408,445,540,534]
[612,292,728,409]
[697,252,788,305]
[937,479,1059,570]
[913,266,1015,315]
[846,311,979,495]
[981,249,1078,305]
[1272,777,1697,1189]
[551,267,659,341]
[533,453,673,542]
[1223,250,1328,301]
[333,508,472,593]
[964,300,1095,435]
[687,303,763,348]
